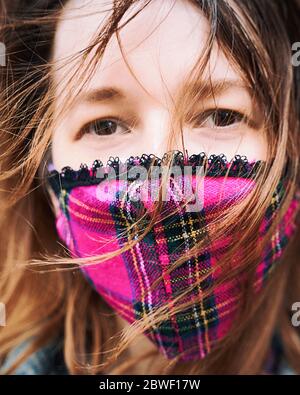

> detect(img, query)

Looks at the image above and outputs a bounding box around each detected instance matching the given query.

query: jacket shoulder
[0,337,68,375]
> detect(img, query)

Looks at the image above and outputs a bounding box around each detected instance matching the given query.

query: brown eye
[89,119,117,135]
[196,109,245,128]
[211,110,244,127]
[82,118,131,136]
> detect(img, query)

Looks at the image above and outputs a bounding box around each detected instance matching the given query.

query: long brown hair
[1,0,300,374]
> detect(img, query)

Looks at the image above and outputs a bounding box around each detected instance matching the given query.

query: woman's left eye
[195,109,245,128]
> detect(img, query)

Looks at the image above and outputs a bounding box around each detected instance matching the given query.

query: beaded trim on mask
[46,151,265,193]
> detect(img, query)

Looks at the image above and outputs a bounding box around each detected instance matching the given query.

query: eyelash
[78,109,249,138]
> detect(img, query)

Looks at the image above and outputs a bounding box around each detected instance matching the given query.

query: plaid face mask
[46,151,300,361]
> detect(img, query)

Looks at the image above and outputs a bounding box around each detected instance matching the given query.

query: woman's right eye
[80,118,131,136]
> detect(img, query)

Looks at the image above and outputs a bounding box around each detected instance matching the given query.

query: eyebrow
[179,79,251,101]
[76,79,251,106]
[82,87,126,103]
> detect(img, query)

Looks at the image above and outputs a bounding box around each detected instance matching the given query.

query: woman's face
[51,0,266,171]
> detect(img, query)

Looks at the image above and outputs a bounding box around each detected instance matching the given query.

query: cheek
[51,126,74,171]
[241,129,267,161]
[183,128,267,162]
[51,118,97,171]
[51,128,144,170]
[240,130,267,161]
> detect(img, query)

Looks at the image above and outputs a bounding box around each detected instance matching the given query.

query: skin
[50,0,268,372]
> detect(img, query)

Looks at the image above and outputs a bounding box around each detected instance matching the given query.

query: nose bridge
[141,108,182,157]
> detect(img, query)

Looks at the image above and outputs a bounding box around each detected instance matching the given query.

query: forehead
[53,0,240,102]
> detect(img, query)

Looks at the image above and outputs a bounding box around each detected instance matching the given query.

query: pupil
[214,110,235,126]
[93,120,117,135]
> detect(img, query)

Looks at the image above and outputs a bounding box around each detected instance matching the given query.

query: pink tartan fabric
[47,154,300,361]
